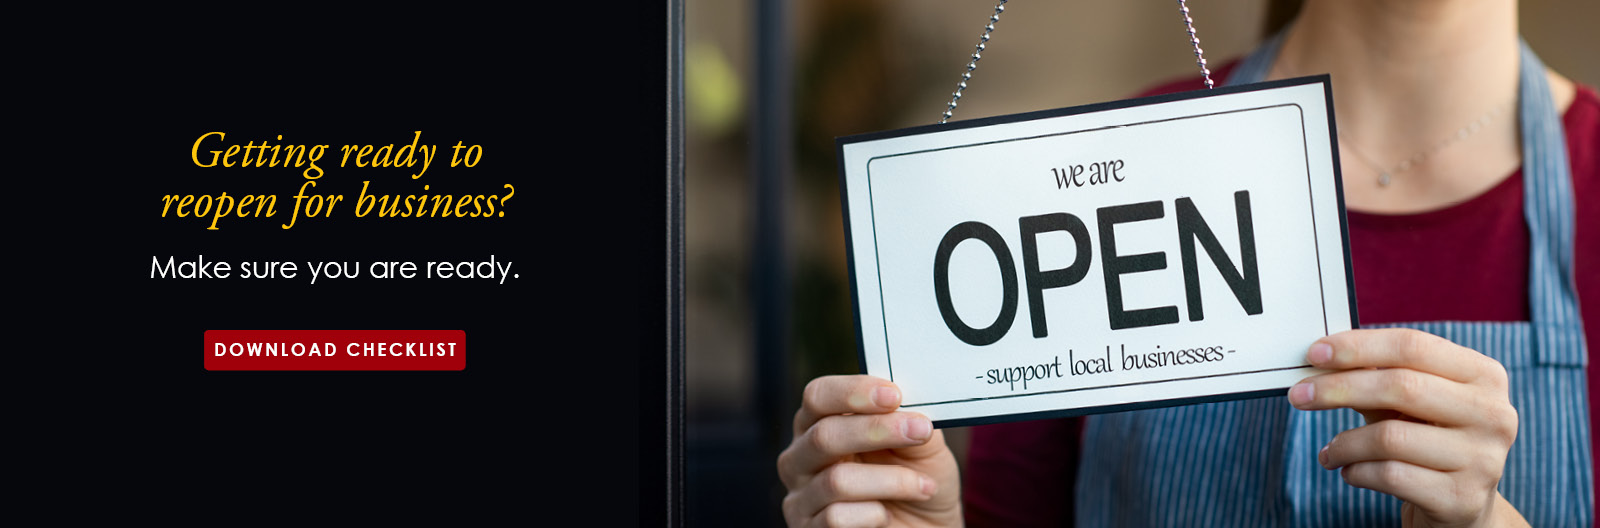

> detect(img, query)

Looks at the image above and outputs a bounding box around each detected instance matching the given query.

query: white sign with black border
[836,76,1357,427]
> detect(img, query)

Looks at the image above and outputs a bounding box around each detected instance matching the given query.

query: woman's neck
[1268,0,1539,213]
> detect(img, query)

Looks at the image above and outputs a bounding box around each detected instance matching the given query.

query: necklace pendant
[1378,172,1391,187]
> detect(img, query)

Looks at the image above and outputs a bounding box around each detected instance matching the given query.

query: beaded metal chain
[938,0,1215,124]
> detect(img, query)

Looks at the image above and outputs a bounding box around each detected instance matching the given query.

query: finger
[779,412,934,488]
[862,428,952,464]
[1311,329,1501,385]
[1354,408,1406,425]
[808,502,890,528]
[1288,368,1491,426]
[1320,419,1473,472]
[785,463,935,521]
[1340,460,1484,522]
[795,376,903,437]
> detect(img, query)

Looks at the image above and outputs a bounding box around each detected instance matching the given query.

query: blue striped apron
[1075,35,1592,526]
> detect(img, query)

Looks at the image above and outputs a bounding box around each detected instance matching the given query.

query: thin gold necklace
[1271,54,1510,187]
[1338,101,1508,187]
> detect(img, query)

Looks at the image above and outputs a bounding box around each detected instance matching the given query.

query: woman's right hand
[778,375,962,527]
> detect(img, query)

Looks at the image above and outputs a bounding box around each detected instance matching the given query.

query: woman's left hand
[1290,328,1529,528]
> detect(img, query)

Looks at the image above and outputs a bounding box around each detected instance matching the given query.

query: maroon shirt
[963,63,1600,527]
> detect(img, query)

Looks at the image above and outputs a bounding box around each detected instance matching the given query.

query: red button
[204,330,465,371]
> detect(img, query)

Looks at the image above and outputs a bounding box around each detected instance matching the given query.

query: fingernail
[1318,445,1330,468]
[920,475,937,497]
[1288,382,1314,407]
[1309,343,1333,365]
[873,386,901,408]
[905,416,932,441]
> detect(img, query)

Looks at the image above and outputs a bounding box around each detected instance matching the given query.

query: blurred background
[683,1,1598,525]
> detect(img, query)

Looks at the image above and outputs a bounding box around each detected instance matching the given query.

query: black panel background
[38,6,670,523]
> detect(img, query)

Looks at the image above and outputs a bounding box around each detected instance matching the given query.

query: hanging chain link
[1176,0,1214,90]
[937,1,1217,123]
[939,0,1007,124]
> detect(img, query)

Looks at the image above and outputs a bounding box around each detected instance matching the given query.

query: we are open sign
[836,77,1357,427]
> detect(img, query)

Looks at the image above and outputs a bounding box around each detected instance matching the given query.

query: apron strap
[1517,41,1587,366]
[1224,30,1283,87]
